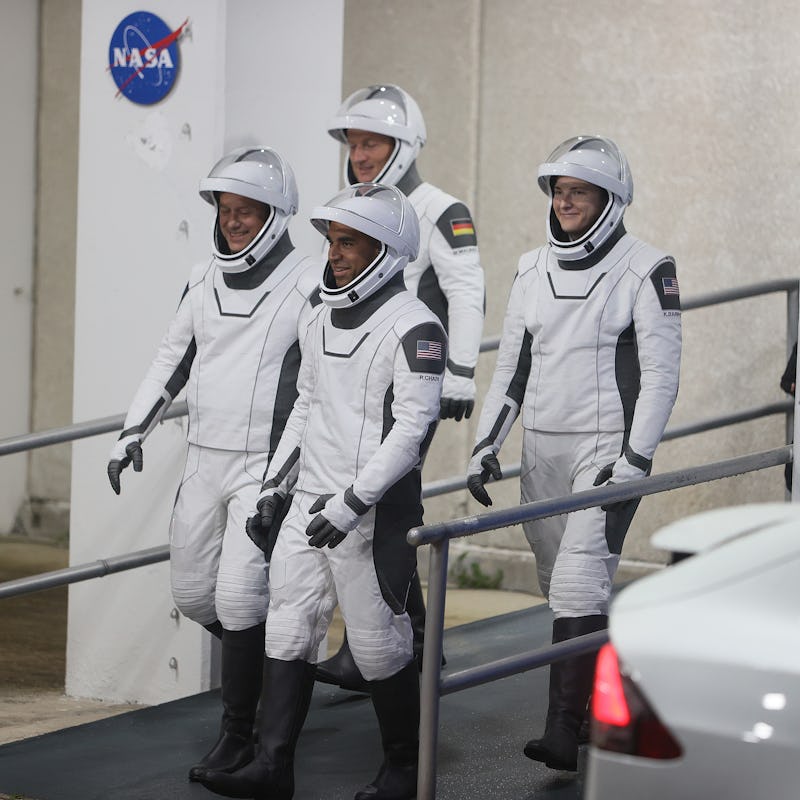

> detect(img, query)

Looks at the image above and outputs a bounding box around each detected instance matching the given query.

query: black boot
[354,660,419,800]
[199,657,316,799]
[314,631,370,693]
[189,624,265,781]
[523,615,607,771]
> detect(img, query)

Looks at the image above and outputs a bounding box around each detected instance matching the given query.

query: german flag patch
[437,202,478,249]
[450,219,475,238]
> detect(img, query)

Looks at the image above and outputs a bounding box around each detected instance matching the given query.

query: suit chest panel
[524,259,637,352]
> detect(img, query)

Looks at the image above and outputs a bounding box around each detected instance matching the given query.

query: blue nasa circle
[108,11,181,105]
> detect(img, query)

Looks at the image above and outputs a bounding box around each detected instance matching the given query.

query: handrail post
[786,284,798,444]
[417,537,449,800]
[792,283,800,501]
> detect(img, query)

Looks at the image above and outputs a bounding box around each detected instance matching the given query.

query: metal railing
[409,444,793,800]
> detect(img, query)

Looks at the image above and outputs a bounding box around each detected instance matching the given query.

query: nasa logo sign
[108,12,188,105]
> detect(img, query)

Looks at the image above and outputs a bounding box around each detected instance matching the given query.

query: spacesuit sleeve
[260,314,318,496]
[348,321,446,508]
[472,271,531,457]
[430,203,485,379]
[625,259,682,465]
[118,284,196,443]
[294,258,324,356]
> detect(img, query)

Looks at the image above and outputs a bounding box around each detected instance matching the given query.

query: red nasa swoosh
[111,17,189,98]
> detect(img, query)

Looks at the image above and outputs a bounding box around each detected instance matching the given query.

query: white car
[585,503,800,800]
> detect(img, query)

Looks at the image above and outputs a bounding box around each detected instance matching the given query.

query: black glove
[305,494,348,549]
[467,451,502,507]
[593,463,623,512]
[440,397,474,422]
[246,493,289,559]
[107,440,143,495]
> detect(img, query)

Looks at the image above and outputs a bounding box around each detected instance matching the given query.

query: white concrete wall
[0,1,37,533]
[68,0,343,704]
[342,0,798,592]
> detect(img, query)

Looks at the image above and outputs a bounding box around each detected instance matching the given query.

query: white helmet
[537,135,633,261]
[311,183,420,309]
[199,146,299,274]
[328,84,427,187]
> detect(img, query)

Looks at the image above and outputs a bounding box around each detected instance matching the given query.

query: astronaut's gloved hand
[246,491,288,558]
[593,455,647,512]
[440,370,476,422]
[305,492,362,549]
[107,435,143,495]
[466,446,502,507]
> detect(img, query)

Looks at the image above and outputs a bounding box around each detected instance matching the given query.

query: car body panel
[585,503,800,800]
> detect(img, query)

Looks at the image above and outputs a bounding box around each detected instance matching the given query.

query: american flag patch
[450,218,475,237]
[662,277,680,295]
[416,340,443,360]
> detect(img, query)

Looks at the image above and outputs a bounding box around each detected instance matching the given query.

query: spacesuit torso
[267,277,445,508]
[120,248,321,456]
[476,231,681,464]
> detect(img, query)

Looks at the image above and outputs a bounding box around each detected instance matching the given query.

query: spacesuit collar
[330,272,407,329]
[223,231,294,289]
[557,222,626,271]
[396,162,422,195]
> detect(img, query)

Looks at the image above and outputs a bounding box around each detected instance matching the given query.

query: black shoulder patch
[650,260,681,311]
[435,202,478,249]
[309,285,323,307]
[402,322,446,375]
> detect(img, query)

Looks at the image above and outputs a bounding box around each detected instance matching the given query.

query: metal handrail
[1,404,792,602]
[411,444,793,799]
[1,279,796,459]
[0,401,189,457]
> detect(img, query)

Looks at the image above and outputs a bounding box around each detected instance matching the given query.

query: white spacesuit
[107,146,321,781]
[199,184,444,800]
[467,136,681,772]
[328,84,483,420]
[317,83,483,693]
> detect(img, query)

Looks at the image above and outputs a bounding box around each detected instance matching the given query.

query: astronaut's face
[552,177,607,240]
[346,129,396,182]
[327,221,382,288]
[218,192,270,253]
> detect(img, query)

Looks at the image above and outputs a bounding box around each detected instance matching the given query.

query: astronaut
[198,184,445,800]
[106,146,321,782]
[466,136,681,771]
[318,82,485,691]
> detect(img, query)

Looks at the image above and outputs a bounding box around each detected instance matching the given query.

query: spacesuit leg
[520,430,571,600]
[330,504,415,682]
[524,431,624,771]
[330,506,418,800]
[265,492,338,663]
[214,451,270,631]
[169,444,226,628]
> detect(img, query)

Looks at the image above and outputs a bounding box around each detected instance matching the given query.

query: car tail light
[592,643,682,759]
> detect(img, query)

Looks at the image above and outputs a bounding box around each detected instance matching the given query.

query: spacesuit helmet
[327,84,427,187]
[311,183,420,309]
[199,146,299,274]
[537,135,633,261]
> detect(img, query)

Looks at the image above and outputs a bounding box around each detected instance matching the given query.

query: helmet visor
[538,136,632,204]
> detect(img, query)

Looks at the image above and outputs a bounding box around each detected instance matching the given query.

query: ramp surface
[0,604,588,800]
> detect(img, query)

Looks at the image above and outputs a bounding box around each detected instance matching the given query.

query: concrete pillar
[68,0,343,704]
